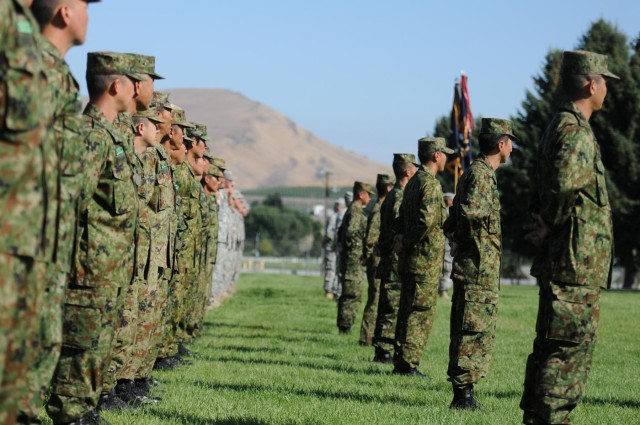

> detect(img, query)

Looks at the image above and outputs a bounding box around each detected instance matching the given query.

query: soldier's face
[436,152,447,172]
[499,138,513,164]
[592,76,608,111]
[143,121,158,146]
[116,77,135,112]
[136,76,154,108]
[156,109,172,138]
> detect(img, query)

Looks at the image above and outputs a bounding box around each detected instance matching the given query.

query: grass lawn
[48,274,640,424]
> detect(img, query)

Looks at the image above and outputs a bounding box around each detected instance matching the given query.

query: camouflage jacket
[174,161,202,270]
[443,155,501,289]
[377,183,404,282]
[395,165,445,275]
[364,198,383,266]
[134,149,155,276]
[529,102,613,288]
[207,192,219,265]
[0,0,48,258]
[338,201,367,280]
[40,38,85,271]
[149,145,175,270]
[75,103,139,288]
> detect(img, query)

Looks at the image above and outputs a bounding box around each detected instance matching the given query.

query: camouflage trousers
[372,277,401,354]
[359,258,380,345]
[323,250,339,295]
[0,254,42,424]
[447,280,499,388]
[137,266,169,379]
[156,270,179,360]
[19,264,67,420]
[46,282,123,423]
[337,277,364,331]
[520,279,601,425]
[393,272,439,371]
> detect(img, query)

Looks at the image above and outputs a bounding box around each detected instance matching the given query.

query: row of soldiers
[331,51,617,425]
[1,1,247,424]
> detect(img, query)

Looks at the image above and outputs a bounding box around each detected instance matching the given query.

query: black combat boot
[449,385,479,410]
[178,343,195,357]
[59,409,110,425]
[373,347,393,364]
[338,326,351,335]
[153,356,178,371]
[97,389,130,412]
[392,367,428,378]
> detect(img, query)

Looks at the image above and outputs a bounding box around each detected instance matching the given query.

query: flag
[447,73,474,176]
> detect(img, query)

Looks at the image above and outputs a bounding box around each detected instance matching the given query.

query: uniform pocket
[60,114,86,176]
[595,161,609,207]
[547,284,600,343]
[62,287,103,350]
[111,146,133,215]
[461,288,498,332]
[3,51,43,133]
[412,275,438,311]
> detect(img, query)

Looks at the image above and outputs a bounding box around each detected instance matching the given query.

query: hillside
[167,89,391,189]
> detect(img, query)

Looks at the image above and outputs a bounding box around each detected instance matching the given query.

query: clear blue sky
[66,0,639,164]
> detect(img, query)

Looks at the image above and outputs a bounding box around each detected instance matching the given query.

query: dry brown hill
[166,89,390,190]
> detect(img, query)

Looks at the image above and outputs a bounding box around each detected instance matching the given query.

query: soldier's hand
[524,213,549,248]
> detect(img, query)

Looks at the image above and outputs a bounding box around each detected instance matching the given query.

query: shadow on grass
[202,332,332,345]
[143,409,269,425]
[583,397,640,409]
[196,343,285,355]
[199,353,387,376]
[203,320,331,337]
[189,379,432,407]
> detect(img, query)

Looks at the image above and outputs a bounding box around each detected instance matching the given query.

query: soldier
[392,137,452,377]
[323,198,346,300]
[359,174,394,346]
[332,192,352,300]
[45,52,142,424]
[211,158,230,304]
[372,154,418,363]
[0,1,49,423]
[16,0,95,422]
[520,51,618,425]
[443,118,515,409]
[101,53,163,409]
[336,181,373,334]
[154,104,193,371]
[203,161,222,308]
[439,193,455,299]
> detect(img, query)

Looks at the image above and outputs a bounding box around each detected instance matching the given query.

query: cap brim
[603,71,621,80]
[172,121,195,128]
[442,147,455,155]
[127,73,147,82]
[201,135,212,142]
[149,72,165,80]
[147,117,165,124]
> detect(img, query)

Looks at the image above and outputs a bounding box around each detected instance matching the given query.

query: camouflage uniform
[204,164,222,307]
[444,153,502,388]
[212,180,230,299]
[46,53,142,423]
[520,51,617,425]
[323,201,344,297]
[19,36,86,420]
[393,138,450,372]
[0,2,48,421]
[336,182,371,332]
[359,174,393,345]
[373,154,416,355]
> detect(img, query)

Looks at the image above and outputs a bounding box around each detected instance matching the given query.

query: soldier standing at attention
[323,198,346,300]
[336,181,373,334]
[443,118,515,409]
[392,137,451,377]
[18,1,96,422]
[372,154,417,363]
[359,174,394,346]
[520,50,617,425]
[0,1,49,423]
[46,52,141,425]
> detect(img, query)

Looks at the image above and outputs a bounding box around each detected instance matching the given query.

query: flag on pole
[447,73,474,177]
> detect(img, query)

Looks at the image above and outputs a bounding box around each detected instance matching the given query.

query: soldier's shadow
[144,409,269,425]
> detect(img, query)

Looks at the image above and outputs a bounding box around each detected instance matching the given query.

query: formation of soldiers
[1,1,246,424]
[327,51,617,424]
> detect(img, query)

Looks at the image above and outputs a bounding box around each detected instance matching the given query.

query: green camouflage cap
[376,173,395,186]
[418,137,454,157]
[132,108,165,125]
[479,118,519,141]
[562,50,620,79]
[86,52,146,81]
[131,54,164,80]
[212,157,226,170]
[185,126,201,140]
[195,123,212,142]
[208,164,224,178]
[392,153,419,167]
[203,147,214,160]
[150,92,173,110]
[353,181,374,195]
[170,106,195,128]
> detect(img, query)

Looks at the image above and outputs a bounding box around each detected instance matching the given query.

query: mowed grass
[58,274,640,424]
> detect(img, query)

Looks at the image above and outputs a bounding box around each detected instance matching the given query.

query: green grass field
[52,274,640,424]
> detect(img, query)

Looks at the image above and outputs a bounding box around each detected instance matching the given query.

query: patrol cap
[344,191,353,204]
[479,118,519,142]
[208,164,224,178]
[186,126,201,140]
[150,91,173,110]
[203,147,214,160]
[194,123,212,142]
[132,54,164,80]
[86,52,146,81]
[170,106,195,128]
[376,174,395,186]
[335,198,346,207]
[224,170,235,181]
[418,137,454,157]
[393,153,419,167]
[132,109,165,125]
[561,50,620,79]
[353,181,374,195]
[212,157,226,170]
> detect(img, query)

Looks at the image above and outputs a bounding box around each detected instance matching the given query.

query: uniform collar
[561,101,589,127]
